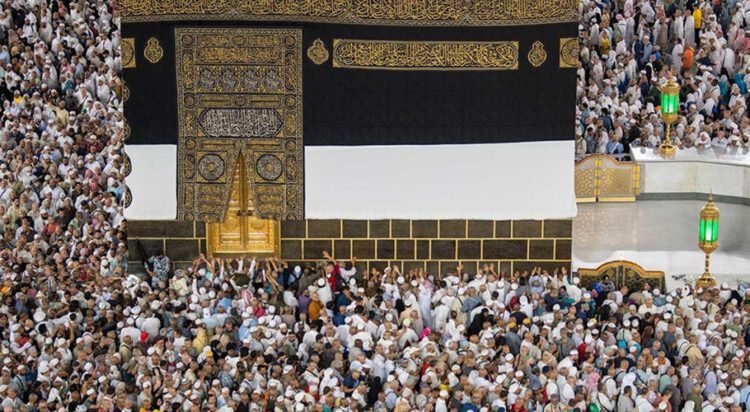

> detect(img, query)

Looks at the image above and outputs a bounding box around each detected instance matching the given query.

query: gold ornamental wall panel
[122,0,579,26]
[175,28,303,222]
[332,40,519,70]
[574,155,640,203]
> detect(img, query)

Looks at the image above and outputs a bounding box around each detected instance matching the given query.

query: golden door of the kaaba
[206,156,279,256]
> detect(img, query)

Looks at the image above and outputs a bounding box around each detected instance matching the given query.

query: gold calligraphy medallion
[527,41,547,67]
[144,37,164,64]
[307,39,330,65]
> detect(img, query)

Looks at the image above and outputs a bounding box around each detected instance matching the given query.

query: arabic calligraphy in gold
[121,0,579,26]
[527,41,547,67]
[307,39,329,65]
[122,38,135,68]
[559,37,579,68]
[332,40,519,70]
[144,37,164,64]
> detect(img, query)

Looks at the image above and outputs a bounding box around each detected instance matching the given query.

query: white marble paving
[572,200,750,290]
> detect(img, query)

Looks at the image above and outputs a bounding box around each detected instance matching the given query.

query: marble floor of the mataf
[572,200,750,290]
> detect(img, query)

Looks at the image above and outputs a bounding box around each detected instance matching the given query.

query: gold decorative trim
[559,37,578,68]
[122,82,130,102]
[307,38,329,65]
[332,39,519,70]
[575,154,639,203]
[123,151,132,177]
[122,38,136,68]
[121,0,579,26]
[144,37,164,64]
[578,260,664,290]
[123,118,131,140]
[175,28,303,222]
[124,186,133,208]
[527,41,547,67]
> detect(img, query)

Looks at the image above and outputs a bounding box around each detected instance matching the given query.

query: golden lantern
[696,194,719,289]
[658,78,679,157]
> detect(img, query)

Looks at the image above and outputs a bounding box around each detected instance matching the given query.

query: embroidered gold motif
[176,28,303,222]
[527,41,547,67]
[123,118,131,140]
[122,38,135,68]
[307,38,329,65]
[332,40,519,70]
[559,37,579,68]
[123,152,132,177]
[122,82,130,102]
[124,186,132,208]
[144,37,164,64]
[121,0,579,26]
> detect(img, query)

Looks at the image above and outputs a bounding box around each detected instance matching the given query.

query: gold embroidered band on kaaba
[122,0,578,26]
[332,40,519,70]
[175,28,303,222]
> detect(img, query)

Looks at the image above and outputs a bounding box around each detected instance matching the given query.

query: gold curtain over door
[207,156,279,256]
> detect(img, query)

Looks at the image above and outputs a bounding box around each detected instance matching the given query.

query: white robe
[685,16,696,47]
[418,284,433,329]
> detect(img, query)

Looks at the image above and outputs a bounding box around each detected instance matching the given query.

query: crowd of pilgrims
[5,245,750,412]
[576,0,750,158]
[2,0,750,411]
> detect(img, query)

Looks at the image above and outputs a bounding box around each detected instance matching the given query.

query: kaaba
[122,0,579,273]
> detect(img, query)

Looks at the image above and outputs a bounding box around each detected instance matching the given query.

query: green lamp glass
[696,194,719,289]
[659,78,679,157]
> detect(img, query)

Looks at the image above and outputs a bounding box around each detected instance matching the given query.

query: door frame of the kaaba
[174,28,302,255]
[175,28,304,224]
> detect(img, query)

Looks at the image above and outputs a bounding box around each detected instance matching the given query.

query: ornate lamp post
[696,194,719,289]
[659,78,679,157]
